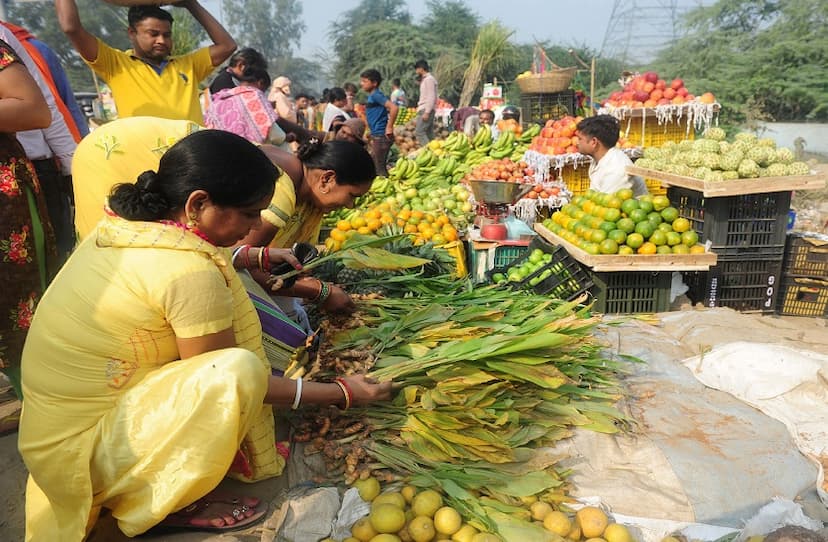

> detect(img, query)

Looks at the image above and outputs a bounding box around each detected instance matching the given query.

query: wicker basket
[517,67,577,94]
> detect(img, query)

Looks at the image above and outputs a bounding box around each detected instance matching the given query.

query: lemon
[371,504,407,534]
[408,516,436,542]
[603,524,632,542]
[373,492,407,510]
[543,511,572,536]
[585,538,607,542]
[401,485,418,504]
[345,538,361,542]
[353,477,381,502]
[530,501,554,521]
[353,516,379,541]
[519,495,538,506]
[576,507,609,539]
[567,523,582,540]
[433,507,462,536]
[451,524,479,542]
[412,490,443,518]
[370,535,402,542]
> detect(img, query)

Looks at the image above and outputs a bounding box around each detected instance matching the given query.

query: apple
[657,98,670,105]
[644,71,659,83]
[699,92,716,104]
[670,78,684,90]
[633,90,649,102]
[677,87,689,97]
[663,88,676,99]
[655,79,666,90]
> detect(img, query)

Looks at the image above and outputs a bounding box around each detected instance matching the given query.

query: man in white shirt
[414,59,437,146]
[321,87,350,133]
[0,25,77,262]
[576,114,647,197]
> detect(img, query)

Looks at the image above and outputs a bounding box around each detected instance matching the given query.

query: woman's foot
[158,493,265,531]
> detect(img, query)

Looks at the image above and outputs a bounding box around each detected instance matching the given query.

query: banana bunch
[519,123,541,143]
[441,131,472,159]
[464,149,493,166]
[432,155,458,177]
[414,147,441,171]
[489,131,516,159]
[472,124,492,149]
[388,157,420,181]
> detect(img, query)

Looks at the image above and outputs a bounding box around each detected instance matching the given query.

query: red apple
[655,79,666,90]
[670,78,684,90]
[663,88,676,99]
[699,92,716,104]
[633,90,650,103]
[657,98,670,105]
[650,89,663,101]
[643,71,658,84]
[677,87,689,97]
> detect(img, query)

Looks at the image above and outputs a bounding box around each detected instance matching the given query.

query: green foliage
[329,0,411,51]
[222,0,305,62]
[333,21,448,97]
[649,0,828,123]
[421,0,480,51]
[9,0,128,92]
[170,8,208,57]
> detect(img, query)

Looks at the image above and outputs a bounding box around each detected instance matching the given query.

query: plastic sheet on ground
[553,310,828,531]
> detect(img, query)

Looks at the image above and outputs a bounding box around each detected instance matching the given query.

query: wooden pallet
[534,223,717,272]
[627,166,826,197]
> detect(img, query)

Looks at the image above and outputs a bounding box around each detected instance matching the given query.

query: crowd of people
[0,1,646,539]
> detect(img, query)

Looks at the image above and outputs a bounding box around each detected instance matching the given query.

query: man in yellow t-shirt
[56,0,236,124]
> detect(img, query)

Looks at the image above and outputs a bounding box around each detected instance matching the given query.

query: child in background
[390,78,406,107]
[360,69,398,177]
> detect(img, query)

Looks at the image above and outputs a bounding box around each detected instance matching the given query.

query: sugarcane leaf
[488,470,563,497]
[403,385,419,406]
[413,411,470,431]
[402,432,453,463]
[479,498,530,515]
[485,361,567,390]
[487,510,565,542]
[580,412,621,434]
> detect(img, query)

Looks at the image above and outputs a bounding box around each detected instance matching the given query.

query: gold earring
[187,213,198,228]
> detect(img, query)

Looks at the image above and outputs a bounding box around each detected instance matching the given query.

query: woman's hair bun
[296,138,323,161]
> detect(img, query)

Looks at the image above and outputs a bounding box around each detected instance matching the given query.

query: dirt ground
[1,307,826,542]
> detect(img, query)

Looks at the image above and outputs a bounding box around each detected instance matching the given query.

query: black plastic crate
[776,276,828,317]
[587,271,672,314]
[783,232,828,279]
[468,239,530,283]
[668,186,790,256]
[487,239,592,301]
[519,90,578,128]
[684,251,784,313]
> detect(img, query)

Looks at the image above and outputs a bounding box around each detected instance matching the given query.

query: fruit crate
[776,276,828,318]
[783,232,828,279]
[558,162,591,196]
[586,270,672,314]
[668,186,791,256]
[467,239,530,283]
[645,177,667,196]
[619,111,695,148]
[486,238,593,301]
[684,250,784,313]
[519,90,578,128]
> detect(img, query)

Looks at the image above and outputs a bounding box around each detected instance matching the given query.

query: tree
[170,7,208,57]
[333,21,445,96]
[329,0,411,51]
[8,0,128,92]
[222,0,305,63]
[649,0,828,123]
[421,0,479,51]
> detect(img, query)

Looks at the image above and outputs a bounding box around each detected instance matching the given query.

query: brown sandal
[156,494,267,532]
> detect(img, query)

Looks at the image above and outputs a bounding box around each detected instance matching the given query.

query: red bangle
[263,248,271,272]
[334,377,352,410]
[243,246,252,268]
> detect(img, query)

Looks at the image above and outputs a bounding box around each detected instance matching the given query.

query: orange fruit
[357,226,372,235]
[337,220,353,231]
[364,209,381,220]
[689,244,706,254]
[351,216,367,229]
[404,224,418,234]
[330,229,347,242]
[366,218,382,231]
[637,242,657,254]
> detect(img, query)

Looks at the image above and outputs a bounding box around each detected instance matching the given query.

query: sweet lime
[625,233,644,249]
[634,221,655,239]
[599,239,619,254]
[616,218,636,234]
[608,230,627,244]
[660,206,679,223]
[681,230,700,247]
[649,230,667,246]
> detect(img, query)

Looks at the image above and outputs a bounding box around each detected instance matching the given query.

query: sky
[202,0,619,60]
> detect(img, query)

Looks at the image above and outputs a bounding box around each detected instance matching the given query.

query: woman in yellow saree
[18,130,391,541]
